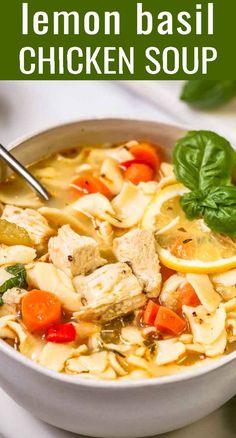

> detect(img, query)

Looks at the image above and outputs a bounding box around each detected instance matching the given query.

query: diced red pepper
[46,323,76,343]
[120,159,148,171]
[143,300,160,325]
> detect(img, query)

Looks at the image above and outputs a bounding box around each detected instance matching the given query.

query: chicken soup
[0,132,236,380]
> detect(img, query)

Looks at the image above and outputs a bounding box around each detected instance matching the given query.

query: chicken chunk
[48,225,106,277]
[73,262,145,321]
[0,244,36,266]
[1,205,54,250]
[113,229,161,296]
[2,287,27,305]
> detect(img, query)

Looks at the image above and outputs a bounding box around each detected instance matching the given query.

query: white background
[0,80,236,438]
[1,81,236,146]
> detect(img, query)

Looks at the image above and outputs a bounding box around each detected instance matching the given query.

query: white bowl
[0,119,236,437]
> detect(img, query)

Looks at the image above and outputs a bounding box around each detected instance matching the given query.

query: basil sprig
[173,131,235,192]
[181,81,236,109]
[173,130,236,237]
[0,264,27,305]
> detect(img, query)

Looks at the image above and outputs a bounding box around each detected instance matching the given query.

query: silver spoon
[0,144,50,201]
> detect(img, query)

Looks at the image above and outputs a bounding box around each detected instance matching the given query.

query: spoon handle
[0,144,50,201]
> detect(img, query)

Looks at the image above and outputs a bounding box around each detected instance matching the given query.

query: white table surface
[0,80,236,438]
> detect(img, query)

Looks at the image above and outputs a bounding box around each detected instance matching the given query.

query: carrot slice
[124,163,154,185]
[143,300,160,325]
[69,175,111,198]
[171,237,196,260]
[22,290,62,333]
[154,306,186,336]
[178,283,201,308]
[129,142,162,171]
[160,263,176,283]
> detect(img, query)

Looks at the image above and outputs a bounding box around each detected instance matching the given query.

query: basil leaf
[181,81,236,109]
[180,191,205,220]
[202,186,236,236]
[181,186,236,237]
[173,130,236,192]
[203,186,236,208]
[6,264,27,285]
[232,152,236,185]
[0,276,20,295]
[0,264,28,303]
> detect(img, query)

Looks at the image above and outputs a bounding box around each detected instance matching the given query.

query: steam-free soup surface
[0,137,235,380]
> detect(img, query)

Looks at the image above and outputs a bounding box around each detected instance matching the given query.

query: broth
[0,139,235,380]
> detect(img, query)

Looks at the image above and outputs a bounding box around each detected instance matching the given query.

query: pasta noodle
[0,138,235,380]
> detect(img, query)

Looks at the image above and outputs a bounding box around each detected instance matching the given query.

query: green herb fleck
[0,264,28,305]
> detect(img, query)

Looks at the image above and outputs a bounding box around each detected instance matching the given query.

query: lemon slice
[142,184,189,231]
[142,184,236,274]
[157,246,236,274]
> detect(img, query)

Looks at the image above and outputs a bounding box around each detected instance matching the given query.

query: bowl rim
[1,117,236,389]
[5,117,188,154]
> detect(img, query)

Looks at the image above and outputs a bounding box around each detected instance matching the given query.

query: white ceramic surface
[0,118,236,437]
[1,387,235,438]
